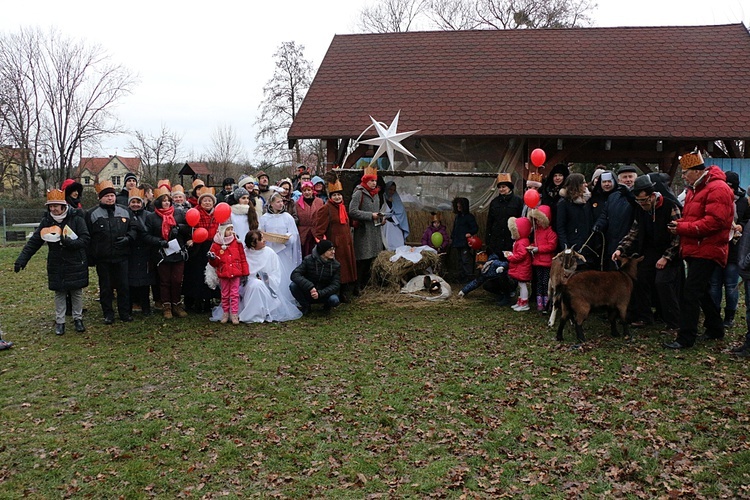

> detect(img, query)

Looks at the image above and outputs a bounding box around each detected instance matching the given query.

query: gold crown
[171,184,185,194]
[527,171,544,183]
[680,152,704,170]
[363,166,378,177]
[153,186,171,200]
[431,212,442,223]
[128,188,145,201]
[45,189,66,204]
[95,180,115,194]
[156,179,171,191]
[192,178,205,189]
[496,173,513,187]
[197,186,216,198]
[327,180,343,193]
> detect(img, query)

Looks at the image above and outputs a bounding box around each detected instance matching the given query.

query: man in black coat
[290,240,341,314]
[87,181,138,324]
[116,172,138,206]
[486,173,523,256]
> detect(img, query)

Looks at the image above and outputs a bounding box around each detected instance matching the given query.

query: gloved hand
[207,251,217,260]
[14,261,24,273]
[496,266,505,274]
[61,236,72,246]
[161,240,170,248]
[115,236,129,247]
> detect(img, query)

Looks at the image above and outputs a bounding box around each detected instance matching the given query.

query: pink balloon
[185,207,200,227]
[192,227,208,244]
[524,189,541,209]
[213,202,231,223]
[530,148,546,167]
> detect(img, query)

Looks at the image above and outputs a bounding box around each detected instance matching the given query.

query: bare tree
[255,41,313,166]
[476,0,596,29]
[426,0,481,30]
[126,125,182,182]
[0,28,45,195]
[208,124,245,180]
[360,0,596,32]
[358,0,429,33]
[0,27,136,194]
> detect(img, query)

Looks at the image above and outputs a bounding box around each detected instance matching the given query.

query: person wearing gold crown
[86,180,139,324]
[126,187,155,316]
[664,151,734,350]
[349,166,384,291]
[313,175,357,299]
[14,189,91,335]
[486,172,523,257]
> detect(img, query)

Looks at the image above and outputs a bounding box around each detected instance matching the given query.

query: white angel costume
[230,204,252,247]
[258,210,301,303]
[237,245,302,322]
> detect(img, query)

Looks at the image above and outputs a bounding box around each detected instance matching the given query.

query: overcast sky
[0,0,747,163]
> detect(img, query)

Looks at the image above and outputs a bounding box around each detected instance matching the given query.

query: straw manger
[371,248,441,290]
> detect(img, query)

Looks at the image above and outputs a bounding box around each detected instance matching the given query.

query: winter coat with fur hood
[506,216,533,282]
[527,205,558,268]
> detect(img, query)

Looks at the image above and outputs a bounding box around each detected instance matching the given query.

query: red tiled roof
[75,155,141,177]
[289,24,750,141]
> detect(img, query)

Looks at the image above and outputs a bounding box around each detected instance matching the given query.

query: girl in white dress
[237,230,302,323]
[258,192,302,303]
[229,187,258,247]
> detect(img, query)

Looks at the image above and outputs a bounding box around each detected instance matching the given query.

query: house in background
[74,156,142,190]
[0,146,28,193]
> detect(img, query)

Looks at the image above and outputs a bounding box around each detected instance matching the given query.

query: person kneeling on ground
[290,240,341,314]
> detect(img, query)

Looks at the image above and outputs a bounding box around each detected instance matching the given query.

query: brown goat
[554,255,644,343]
[547,247,586,327]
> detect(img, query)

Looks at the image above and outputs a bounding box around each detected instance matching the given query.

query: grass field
[0,245,748,498]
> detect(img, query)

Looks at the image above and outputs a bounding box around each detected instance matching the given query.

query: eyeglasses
[634,197,651,204]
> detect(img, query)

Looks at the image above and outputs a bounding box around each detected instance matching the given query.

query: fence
[1,207,46,244]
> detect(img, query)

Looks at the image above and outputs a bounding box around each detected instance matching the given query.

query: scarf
[360,176,380,197]
[50,206,69,224]
[298,194,314,210]
[231,203,250,215]
[155,205,176,240]
[196,206,219,239]
[213,228,235,249]
[331,200,349,225]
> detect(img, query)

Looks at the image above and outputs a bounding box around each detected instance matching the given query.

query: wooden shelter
[179,162,213,188]
[289,24,750,181]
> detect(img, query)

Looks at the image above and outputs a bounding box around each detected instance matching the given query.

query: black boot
[723,308,736,329]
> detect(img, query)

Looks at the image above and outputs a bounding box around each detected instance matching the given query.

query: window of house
[83,176,91,185]
[112,175,121,186]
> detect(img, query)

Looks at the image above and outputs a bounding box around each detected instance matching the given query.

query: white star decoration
[358,111,420,169]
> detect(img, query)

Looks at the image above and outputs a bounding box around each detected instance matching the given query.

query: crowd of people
[8,155,750,357]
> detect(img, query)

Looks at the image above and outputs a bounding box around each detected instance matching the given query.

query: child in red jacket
[208,223,249,324]
[504,217,533,311]
[527,205,558,311]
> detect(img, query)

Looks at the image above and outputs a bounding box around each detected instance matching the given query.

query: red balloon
[524,189,541,209]
[468,235,483,251]
[530,148,546,167]
[214,202,231,223]
[192,227,208,244]
[185,207,200,227]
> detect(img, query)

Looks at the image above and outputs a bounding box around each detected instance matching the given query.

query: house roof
[75,155,141,177]
[289,24,750,141]
[180,162,211,175]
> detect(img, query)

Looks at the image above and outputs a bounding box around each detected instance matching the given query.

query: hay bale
[371,248,440,290]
